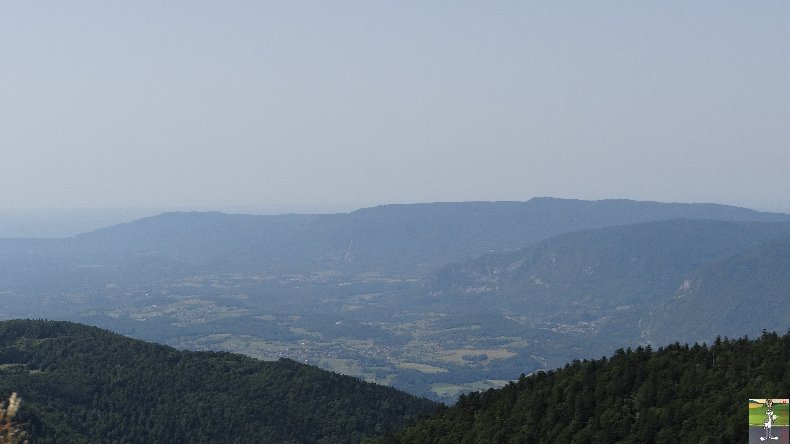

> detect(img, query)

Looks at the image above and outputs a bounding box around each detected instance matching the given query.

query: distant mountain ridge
[19,198,788,277]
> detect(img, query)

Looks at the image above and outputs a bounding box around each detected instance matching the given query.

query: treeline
[379,330,790,443]
[0,320,437,443]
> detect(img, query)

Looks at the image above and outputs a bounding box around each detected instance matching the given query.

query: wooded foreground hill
[0,320,437,443]
[3,320,789,443]
[378,330,790,443]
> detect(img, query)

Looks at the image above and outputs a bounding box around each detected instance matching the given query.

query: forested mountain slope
[0,320,437,443]
[649,236,790,345]
[380,331,790,443]
[430,219,790,309]
[426,219,790,346]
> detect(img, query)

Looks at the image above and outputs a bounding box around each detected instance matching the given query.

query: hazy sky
[2,1,789,212]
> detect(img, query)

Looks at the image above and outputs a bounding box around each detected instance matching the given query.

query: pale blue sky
[2,1,788,211]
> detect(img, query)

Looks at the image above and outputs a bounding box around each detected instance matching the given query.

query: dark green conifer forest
[379,331,790,443]
[0,320,437,443]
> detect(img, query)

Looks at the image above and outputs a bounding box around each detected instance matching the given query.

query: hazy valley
[2,198,790,404]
